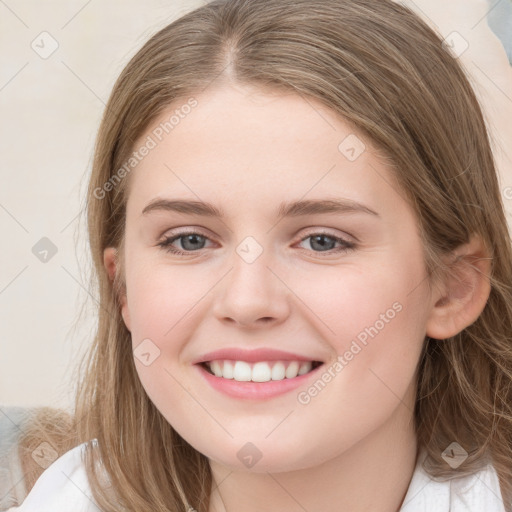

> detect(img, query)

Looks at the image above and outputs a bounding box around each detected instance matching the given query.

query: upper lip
[192,348,324,365]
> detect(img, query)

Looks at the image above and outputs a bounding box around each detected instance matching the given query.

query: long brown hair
[19,0,512,510]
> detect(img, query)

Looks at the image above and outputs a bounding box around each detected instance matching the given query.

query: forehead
[124,84,404,217]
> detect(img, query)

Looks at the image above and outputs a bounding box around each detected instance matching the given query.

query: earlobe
[425,234,492,340]
[103,247,131,332]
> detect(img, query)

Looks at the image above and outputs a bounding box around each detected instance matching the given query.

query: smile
[202,360,323,382]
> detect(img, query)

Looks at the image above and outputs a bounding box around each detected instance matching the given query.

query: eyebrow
[142,198,380,218]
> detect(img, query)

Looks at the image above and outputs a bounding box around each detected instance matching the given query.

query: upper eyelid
[161,228,216,244]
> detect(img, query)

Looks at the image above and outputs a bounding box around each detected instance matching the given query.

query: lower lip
[194,363,324,400]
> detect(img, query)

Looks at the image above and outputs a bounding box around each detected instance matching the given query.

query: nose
[212,251,291,329]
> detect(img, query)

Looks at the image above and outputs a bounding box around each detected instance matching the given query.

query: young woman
[7,0,512,510]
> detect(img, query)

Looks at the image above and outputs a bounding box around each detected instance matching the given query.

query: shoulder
[400,449,507,511]
[5,439,100,512]
[448,460,507,511]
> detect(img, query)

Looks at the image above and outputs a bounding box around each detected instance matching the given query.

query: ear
[426,234,491,340]
[103,247,131,332]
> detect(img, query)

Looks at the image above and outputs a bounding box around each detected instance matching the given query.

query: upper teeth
[207,360,314,382]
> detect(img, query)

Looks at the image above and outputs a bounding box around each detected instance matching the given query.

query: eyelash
[157,229,356,256]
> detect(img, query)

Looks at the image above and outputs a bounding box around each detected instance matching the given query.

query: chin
[204,441,323,474]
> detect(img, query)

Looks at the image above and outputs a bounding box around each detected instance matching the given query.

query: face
[109,83,437,472]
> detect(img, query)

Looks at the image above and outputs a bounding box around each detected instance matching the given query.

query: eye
[295,231,356,255]
[157,230,212,255]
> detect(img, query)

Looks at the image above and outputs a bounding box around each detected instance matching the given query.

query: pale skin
[103,82,491,512]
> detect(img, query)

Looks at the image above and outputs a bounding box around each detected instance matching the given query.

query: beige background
[1,0,511,409]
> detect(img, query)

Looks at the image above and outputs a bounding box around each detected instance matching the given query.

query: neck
[208,383,418,512]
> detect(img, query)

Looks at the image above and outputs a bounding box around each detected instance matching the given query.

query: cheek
[125,262,212,402]
[126,262,204,341]
[297,256,428,392]
[125,267,196,413]
[295,259,423,343]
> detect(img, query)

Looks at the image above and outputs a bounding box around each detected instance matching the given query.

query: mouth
[198,360,324,382]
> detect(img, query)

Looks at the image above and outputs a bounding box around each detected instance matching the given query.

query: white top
[5,440,508,512]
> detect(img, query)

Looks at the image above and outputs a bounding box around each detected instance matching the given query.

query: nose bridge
[230,239,272,292]
[212,234,290,327]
